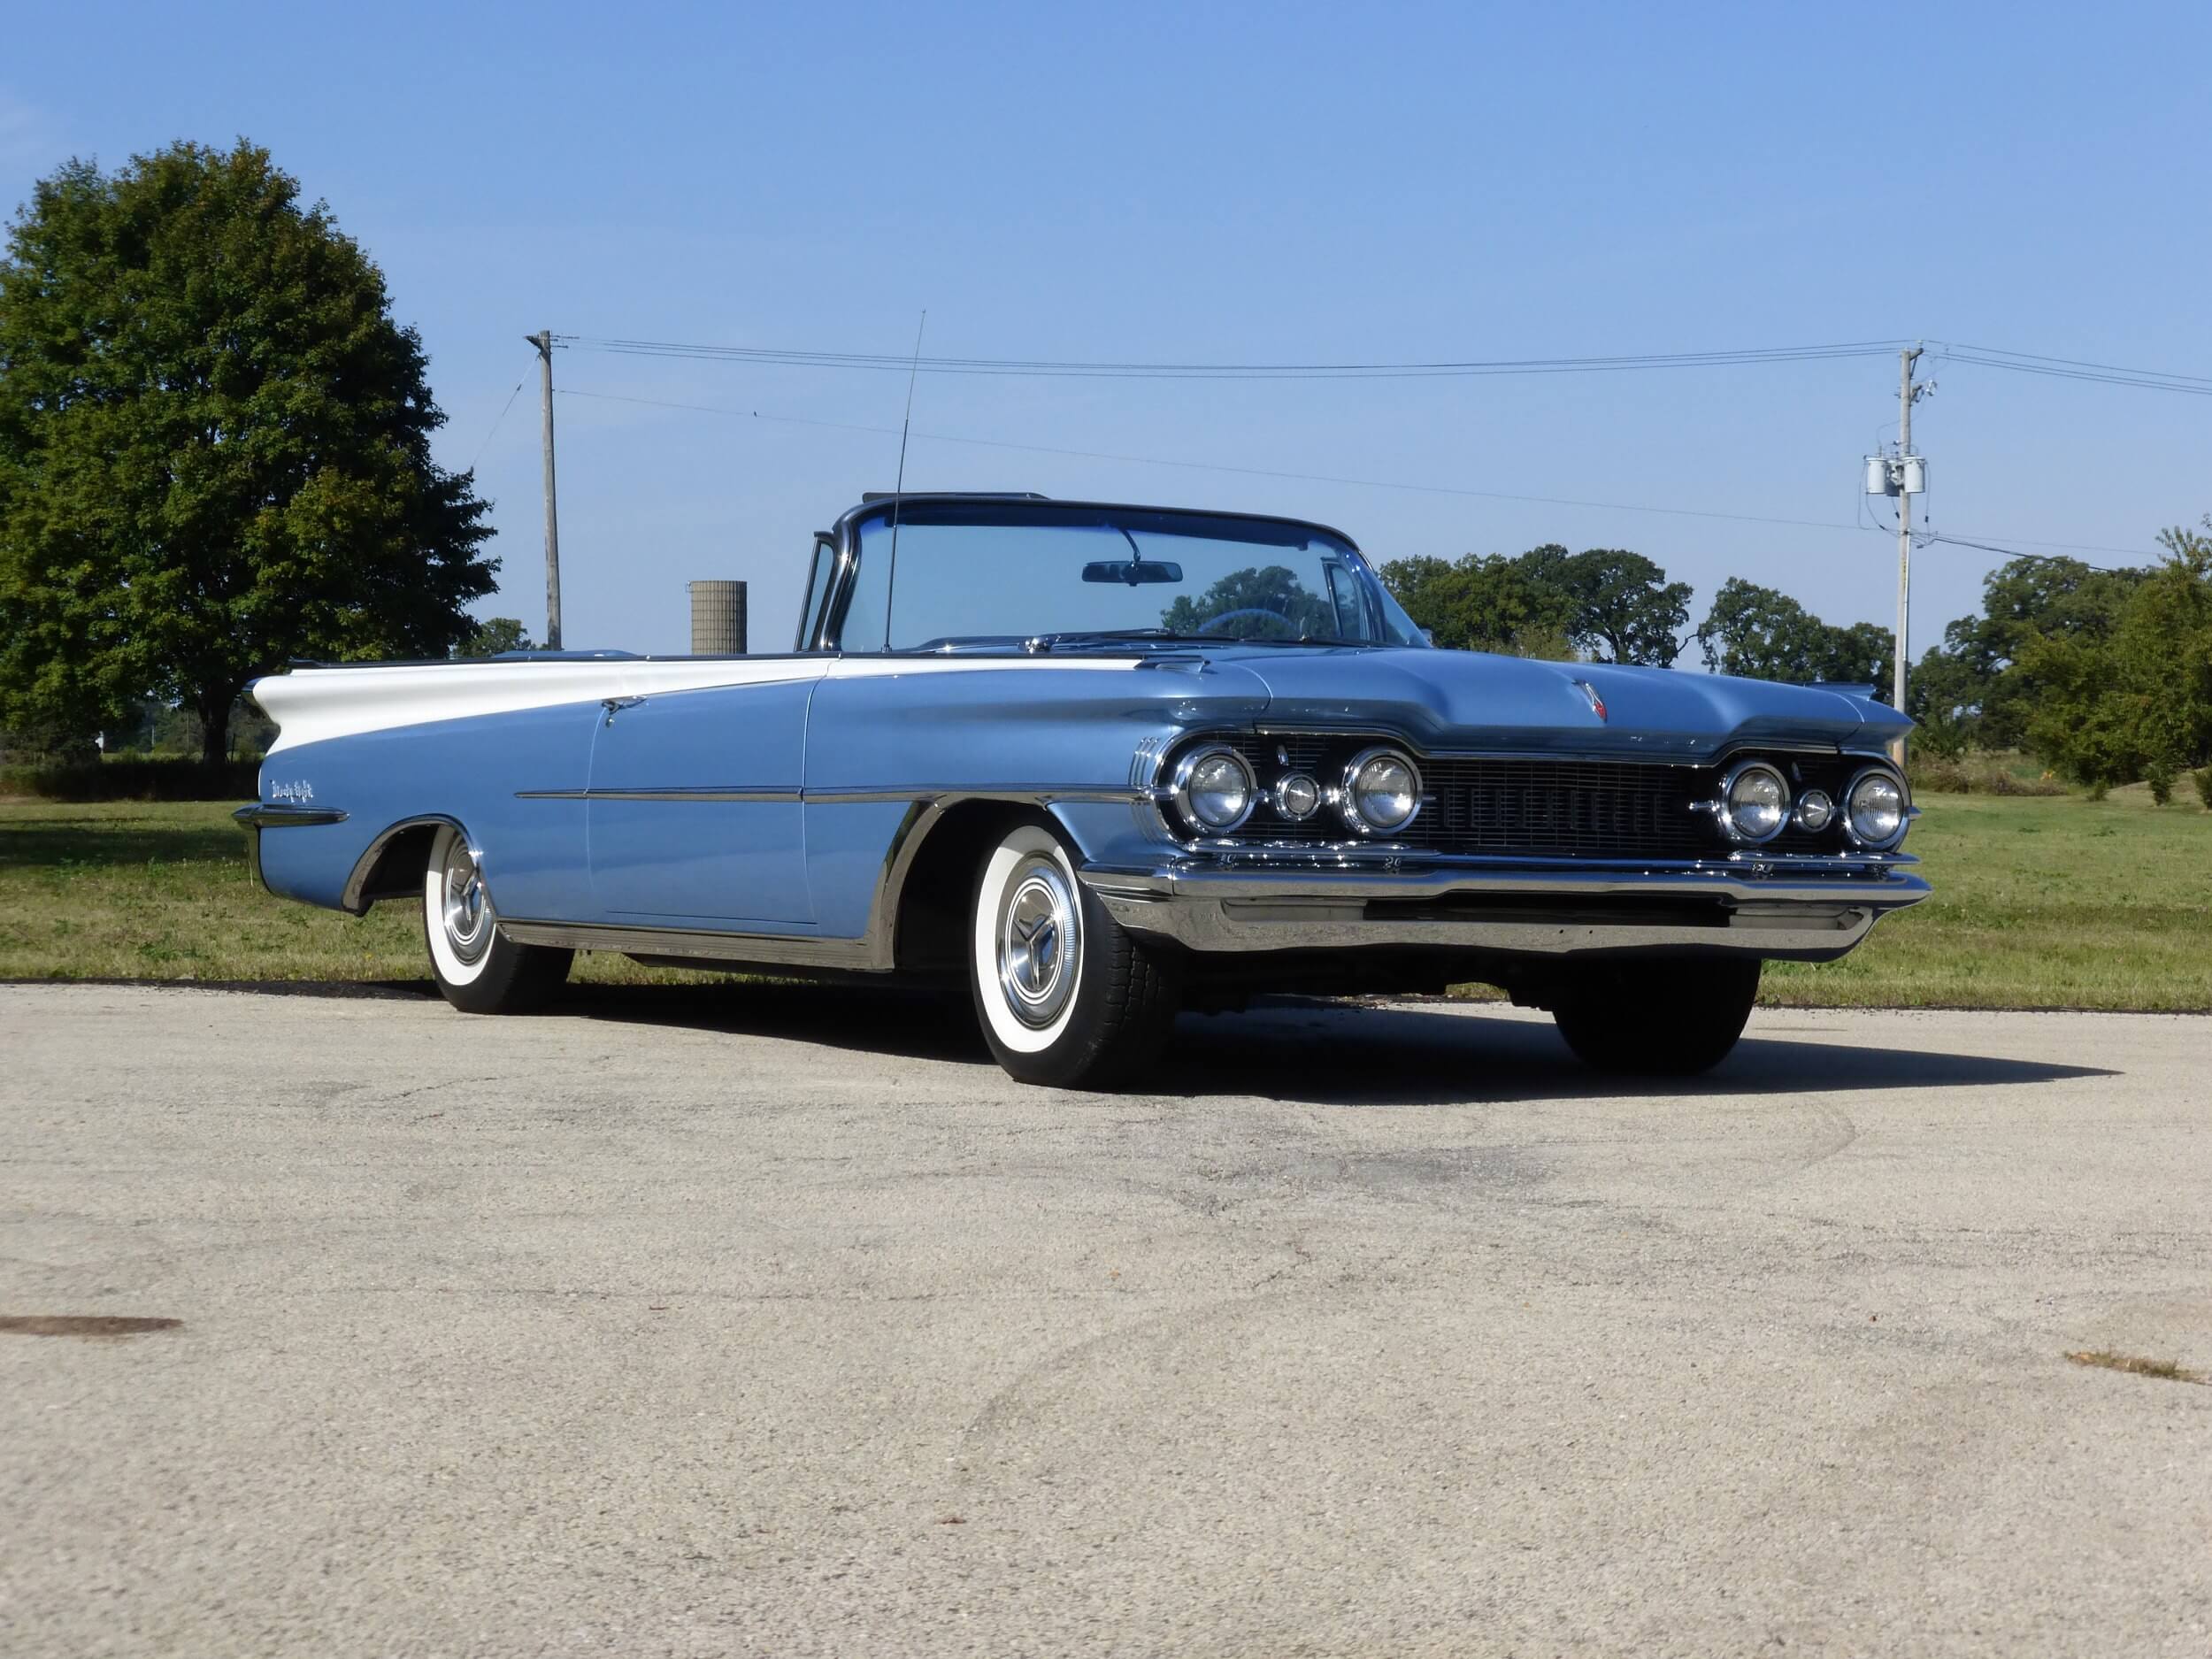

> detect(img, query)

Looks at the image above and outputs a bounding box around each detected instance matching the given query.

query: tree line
[1905,526,2212,793]
[1378,547,1896,697]
[1379,532,2212,792]
[4,141,2206,796]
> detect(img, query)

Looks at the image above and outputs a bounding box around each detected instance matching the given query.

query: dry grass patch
[2064,1349,2208,1385]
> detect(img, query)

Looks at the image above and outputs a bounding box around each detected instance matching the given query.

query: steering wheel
[1196,608,1298,638]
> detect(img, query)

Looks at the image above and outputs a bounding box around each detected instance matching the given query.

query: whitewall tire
[421,824,572,1014]
[968,820,1178,1087]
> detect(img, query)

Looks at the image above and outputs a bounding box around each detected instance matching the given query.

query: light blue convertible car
[239,494,1928,1087]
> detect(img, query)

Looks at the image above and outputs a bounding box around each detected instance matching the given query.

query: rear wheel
[1549,957,1761,1077]
[968,820,1178,1087]
[421,824,572,1014]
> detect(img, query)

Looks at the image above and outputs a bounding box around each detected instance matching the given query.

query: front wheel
[422,824,572,1014]
[968,820,1178,1087]
[1549,957,1761,1077]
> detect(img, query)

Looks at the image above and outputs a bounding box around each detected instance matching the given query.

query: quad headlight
[1341,748,1423,834]
[1845,768,1908,848]
[1172,746,1256,833]
[1720,761,1791,843]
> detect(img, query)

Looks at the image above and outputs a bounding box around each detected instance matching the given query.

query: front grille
[1423,757,1709,856]
[1210,733,1866,861]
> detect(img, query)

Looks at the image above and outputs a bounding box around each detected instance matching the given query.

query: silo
[688,580,747,655]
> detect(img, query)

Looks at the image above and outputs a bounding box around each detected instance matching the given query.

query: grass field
[2,793,2208,1010]
[0,800,691,987]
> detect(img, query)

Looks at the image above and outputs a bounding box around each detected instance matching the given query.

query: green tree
[456,617,535,658]
[0,141,495,764]
[1694,579,1894,700]
[2017,522,2212,786]
[1519,545,1692,666]
[1158,565,1336,639]
[1377,551,1577,657]
[1909,557,2146,746]
[1380,543,1686,664]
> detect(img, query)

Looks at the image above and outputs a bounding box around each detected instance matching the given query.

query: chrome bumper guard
[1078,853,1931,962]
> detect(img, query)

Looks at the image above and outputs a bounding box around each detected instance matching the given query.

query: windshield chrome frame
[810,495,1403,655]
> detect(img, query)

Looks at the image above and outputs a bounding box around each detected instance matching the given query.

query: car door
[586,676,818,927]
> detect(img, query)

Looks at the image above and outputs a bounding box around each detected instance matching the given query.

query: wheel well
[890,801,1042,972]
[345,819,449,914]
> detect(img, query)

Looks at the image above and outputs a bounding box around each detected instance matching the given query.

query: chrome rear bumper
[1078,854,1931,962]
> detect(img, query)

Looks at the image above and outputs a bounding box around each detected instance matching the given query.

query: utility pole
[1893,345,1922,713]
[1865,347,1929,723]
[526,330,563,649]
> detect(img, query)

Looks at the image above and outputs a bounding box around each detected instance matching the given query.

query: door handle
[601,695,645,725]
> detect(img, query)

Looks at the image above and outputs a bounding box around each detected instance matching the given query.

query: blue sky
[6,2,2208,657]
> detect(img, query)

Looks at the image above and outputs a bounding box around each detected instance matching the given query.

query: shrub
[2086,779,2110,802]
[1985,768,2067,797]
[0,756,260,802]
[1906,749,2067,796]
[2147,759,2175,806]
[2197,767,2212,810]
[1911,710,1973,762]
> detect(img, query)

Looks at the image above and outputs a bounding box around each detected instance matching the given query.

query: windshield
[836,504,1427,651]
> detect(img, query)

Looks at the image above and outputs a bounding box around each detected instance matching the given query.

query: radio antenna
[880,310,927,649]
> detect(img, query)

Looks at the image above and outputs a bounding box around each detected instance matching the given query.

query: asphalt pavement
[4,981,2208,1657]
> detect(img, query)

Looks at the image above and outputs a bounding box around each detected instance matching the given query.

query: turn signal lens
[1273,772,1322,820]
[1795,789,1836,833]
[1847,772,1907,846]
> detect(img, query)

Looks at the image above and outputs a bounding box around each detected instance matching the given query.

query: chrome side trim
[234,803,349,828]
[806,785,1148,805]
[516,787,802,803]
[513,785,1145,806]
[498,918,879,972]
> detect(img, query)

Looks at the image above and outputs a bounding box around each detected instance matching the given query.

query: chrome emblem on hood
[1574,680,1608,722]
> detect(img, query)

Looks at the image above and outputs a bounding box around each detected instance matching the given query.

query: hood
[1206,646,1906,758]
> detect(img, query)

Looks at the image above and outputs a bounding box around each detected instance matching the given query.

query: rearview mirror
[1081,559,1183,586]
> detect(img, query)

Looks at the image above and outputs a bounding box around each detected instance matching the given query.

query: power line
[1928,340,2212,397]
[559,328,2212,396]
[465,378,526,472]
[559,335,1912,381]
[555,385,2158,558]
[1922,532,2121,573]
[1932,340,2212,387]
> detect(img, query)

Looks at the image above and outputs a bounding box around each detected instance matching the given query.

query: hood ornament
[1574,680,1608,722]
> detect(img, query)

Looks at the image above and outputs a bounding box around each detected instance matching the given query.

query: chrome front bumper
[1079,854,1932,962]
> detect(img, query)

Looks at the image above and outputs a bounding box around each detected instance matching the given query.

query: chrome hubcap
[439,836,494,965]
[997,856,1079,1028]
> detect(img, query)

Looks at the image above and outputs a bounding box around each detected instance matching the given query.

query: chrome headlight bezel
[1717,759,1792,845]
[1340,746,1423,836]
[1841,765,1909,849]
[1171,744,1256,835]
